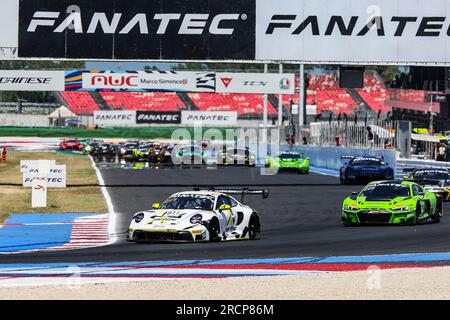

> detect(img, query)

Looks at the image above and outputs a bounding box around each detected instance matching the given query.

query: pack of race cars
[59,139,448,238]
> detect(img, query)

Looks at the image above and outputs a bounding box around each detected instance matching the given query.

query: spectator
[367,126,374,146]
[302,137,308,145]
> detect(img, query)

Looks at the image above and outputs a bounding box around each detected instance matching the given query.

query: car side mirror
[350,192,358,200]
[219,204,231,211]
[152,203,160,209]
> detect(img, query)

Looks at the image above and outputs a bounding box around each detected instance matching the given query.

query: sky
[85,61,175,71]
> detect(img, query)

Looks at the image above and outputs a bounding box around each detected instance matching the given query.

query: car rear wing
[193,187,269,202]
[341,155,384,163]
[411,179,443,187]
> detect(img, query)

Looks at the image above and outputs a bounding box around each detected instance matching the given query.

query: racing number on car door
[216,195,236,230]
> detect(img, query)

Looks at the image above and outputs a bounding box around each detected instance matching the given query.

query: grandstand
[57,72,438,118]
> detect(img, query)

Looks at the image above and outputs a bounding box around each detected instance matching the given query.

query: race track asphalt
[3,166,450,264]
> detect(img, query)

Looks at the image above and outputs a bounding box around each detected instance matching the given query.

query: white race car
[127,188,268,243]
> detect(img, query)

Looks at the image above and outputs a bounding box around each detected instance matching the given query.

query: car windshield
[351,159,382,166]
[65,140,77,143]
[360,184,410,200]
[414,170,450,181]
[280,153,302,159]
[160,195,214,211]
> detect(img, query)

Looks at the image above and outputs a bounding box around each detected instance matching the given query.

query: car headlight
[133,213,145,223]
[346,205,359,211]
[190,214,203,224]
[392,206,409,212]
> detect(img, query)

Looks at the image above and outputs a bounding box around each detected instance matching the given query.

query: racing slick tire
[207,218,221,242]
[433,197,443,223]
[248,214,260,240]
[415,202,422,225]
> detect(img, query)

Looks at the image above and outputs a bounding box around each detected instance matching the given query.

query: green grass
[0,151,107,215]
[0,126,238,139]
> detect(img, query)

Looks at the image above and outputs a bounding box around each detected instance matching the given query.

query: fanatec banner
[93,110,136,127]
[181,111,238,126]
[257,0,450,64]
[18,0,255,60]
[216,72,295,94]
[136,111,181,124]
[3,0,450,64]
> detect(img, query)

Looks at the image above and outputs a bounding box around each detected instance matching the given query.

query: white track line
[89,155,118,246]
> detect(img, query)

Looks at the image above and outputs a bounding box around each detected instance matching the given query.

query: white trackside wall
[256,0,450,64]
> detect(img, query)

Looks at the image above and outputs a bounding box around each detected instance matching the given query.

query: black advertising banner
[18,0,255,60]
[136,111,181,124]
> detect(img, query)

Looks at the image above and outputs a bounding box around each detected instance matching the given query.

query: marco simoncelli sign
[93,111,136,127]
[216,72,295,94]
[18,0,255,60]
[181,111,238,126]
[65,71,215,92]
[136,111,181,124]
[0,70,64,91]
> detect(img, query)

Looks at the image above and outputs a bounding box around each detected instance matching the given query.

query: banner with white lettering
[65,71,216,92]
[18,0,255,60]
[0,70,64,91]
[136,111,181,124]
[256,0,450,64]
[216,72,295,94]
[181,111,238,126]
[93,111,136,127]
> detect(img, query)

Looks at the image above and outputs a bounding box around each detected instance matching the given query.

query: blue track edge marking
[0,213,100,253]
[3,252,450,270]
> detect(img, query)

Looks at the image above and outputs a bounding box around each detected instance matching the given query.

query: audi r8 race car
[266,152,309,174]
[342,180,443,226]
[403,168,450,201]
[59,139,83,151]
[340,156,394,184]
[127,188,268,243]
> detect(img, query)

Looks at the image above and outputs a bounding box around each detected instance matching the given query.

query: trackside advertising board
[216,73,295,94]
[0,70,65,91]
[255,0,450,64]
[181,111,238,126]
[136,111,182,125]
[0,0,447,65]
[17,0,255,60]
[65,71,216,92]
[93,111,136,127]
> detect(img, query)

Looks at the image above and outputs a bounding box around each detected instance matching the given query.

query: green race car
[342,180,443,226]
[266,152,310,174]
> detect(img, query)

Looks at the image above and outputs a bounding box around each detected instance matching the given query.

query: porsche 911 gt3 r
[127,189,268,243]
